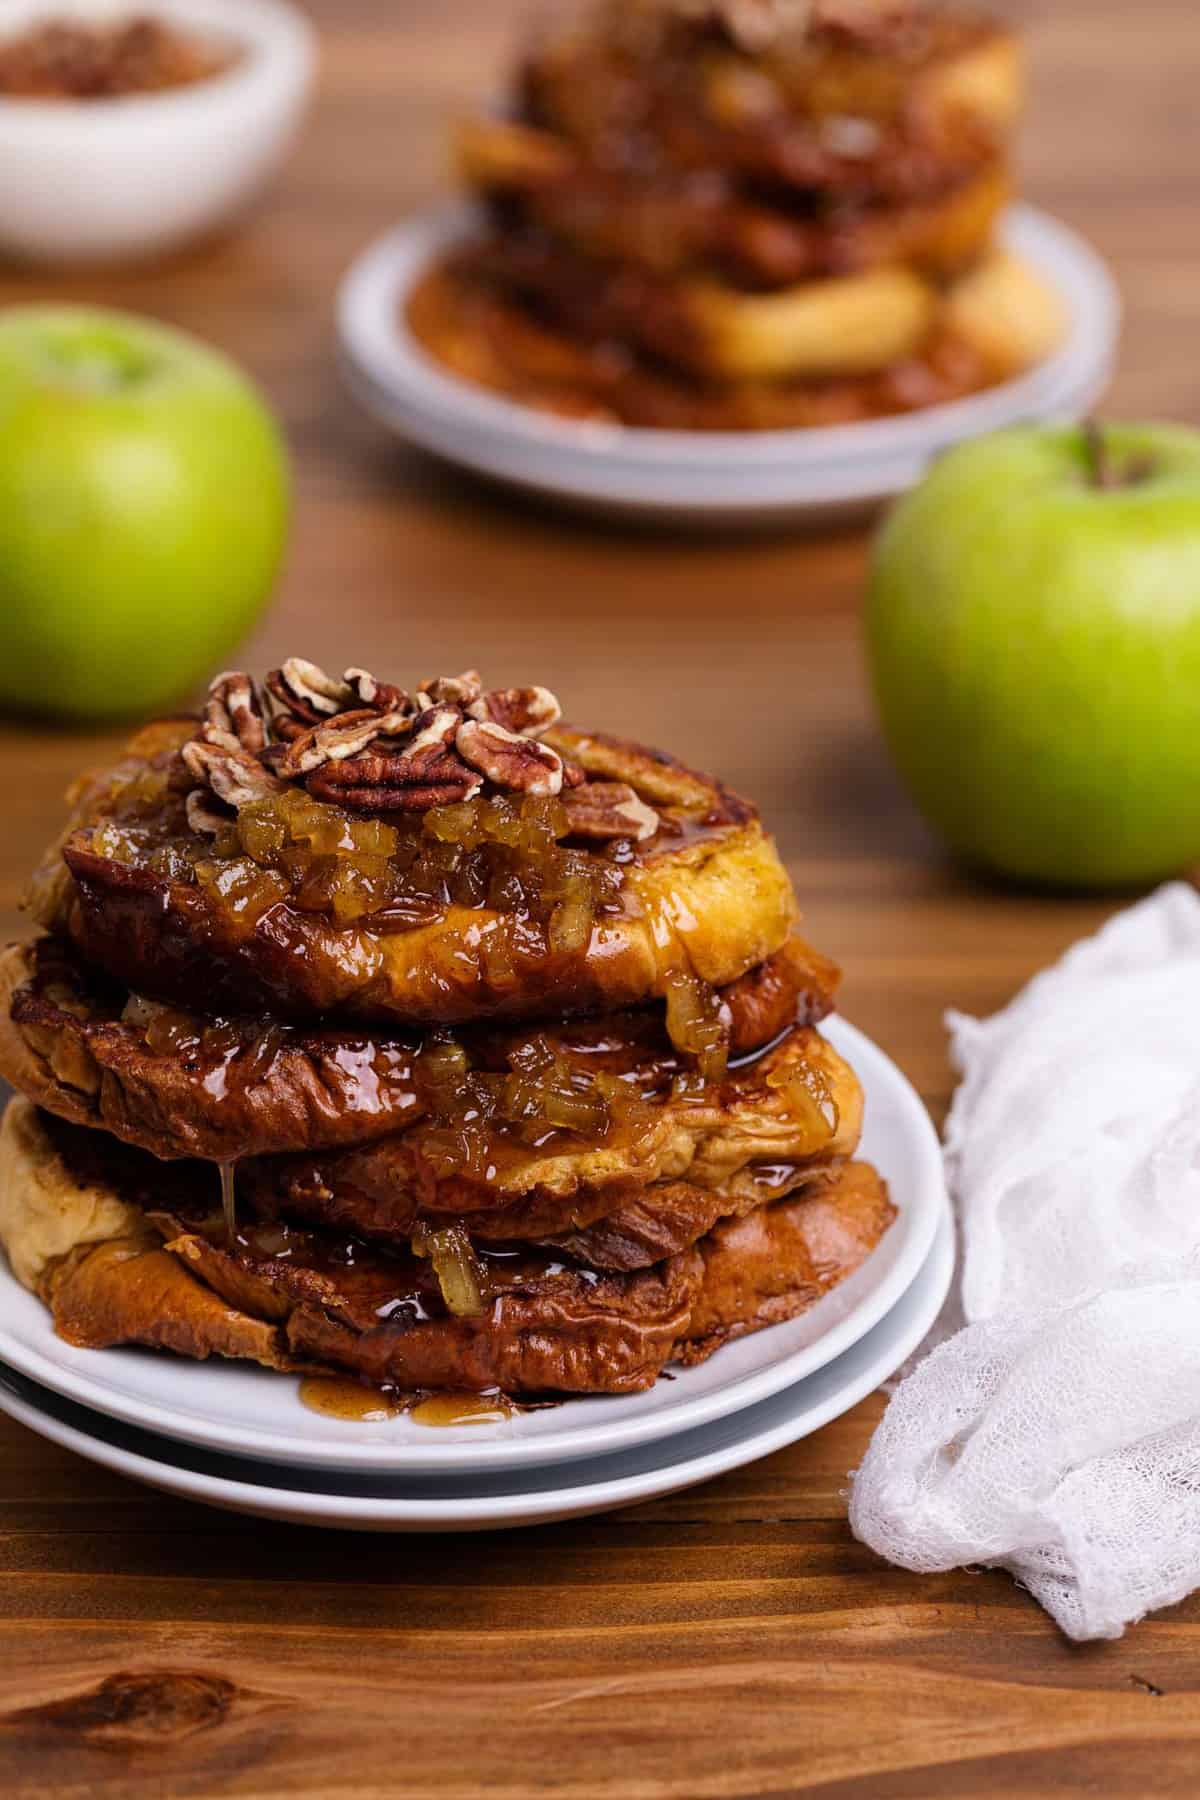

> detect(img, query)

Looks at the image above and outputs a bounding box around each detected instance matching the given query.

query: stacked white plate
[0,1017,953,1530]
[337,202,1120,526]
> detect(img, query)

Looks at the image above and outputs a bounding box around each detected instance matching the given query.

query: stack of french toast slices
[0,661,892,1404]
[410,0,1064,429]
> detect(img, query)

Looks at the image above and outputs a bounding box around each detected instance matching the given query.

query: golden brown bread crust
[533,1160,842,1270]
[459,124,1010,288]
[249,1023,864,1243]
[0,938,426,1161]
[409,252,990,430]
[680,1159,897,1361]
[43,1236,290,1370]
[0,934,837,1163]
[164,1223,701,1396]
[0,1099,894,1395]
[516,8,1019,207]
[408,233,1062,430]
[36,723,797,1027]
[0,1095,143,1290]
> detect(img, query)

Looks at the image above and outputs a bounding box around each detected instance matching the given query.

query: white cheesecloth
[850,882,1200,1640]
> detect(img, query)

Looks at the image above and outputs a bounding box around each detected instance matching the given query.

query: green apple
[0,306,288,721]
[866,421,1200,888]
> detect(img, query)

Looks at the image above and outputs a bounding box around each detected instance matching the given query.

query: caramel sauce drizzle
[218,1161,237,1246]
[298,1379,515,1428]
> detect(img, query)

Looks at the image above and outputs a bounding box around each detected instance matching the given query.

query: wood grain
[2,1,1199,1792]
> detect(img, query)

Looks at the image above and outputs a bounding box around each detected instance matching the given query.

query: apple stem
[1082,419,1118,489]
[1081,419,1156,490]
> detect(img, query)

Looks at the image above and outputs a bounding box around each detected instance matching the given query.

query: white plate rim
[0,1203,954,1531]
[336,200,1120,511]
[0,1015,945,1473]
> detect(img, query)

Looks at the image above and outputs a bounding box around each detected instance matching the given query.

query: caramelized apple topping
[192,786,622,934]
[409,1022,652,1185]
[120,992,289,1080]
[157,664,667,940]
[768,1053,839,1141]
[664,968,732,1088]
[412,1223,487,1317]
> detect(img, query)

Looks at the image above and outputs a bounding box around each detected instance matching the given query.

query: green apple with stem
[866,420,1200,888]
[0,306,288,721]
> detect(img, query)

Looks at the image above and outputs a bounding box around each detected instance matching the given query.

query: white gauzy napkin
[850,881,1200,1641]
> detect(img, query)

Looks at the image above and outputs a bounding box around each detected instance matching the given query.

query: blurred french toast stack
[409,0,1065,428]
[0,661,893,1403]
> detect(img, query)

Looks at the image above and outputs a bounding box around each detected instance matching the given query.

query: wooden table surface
[3,2,1200,1793]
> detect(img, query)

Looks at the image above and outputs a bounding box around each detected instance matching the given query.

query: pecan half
[307,705,483,811]
[276,658,354,717]
[344,667,412,713]
[201,672,265,755]
[420,670,483,708]
[561,780,660,842]
[277,707,415,779]
[468,685,561,736]
[185,789,232,837]
[181,740,285,811]
[456,717,564,797]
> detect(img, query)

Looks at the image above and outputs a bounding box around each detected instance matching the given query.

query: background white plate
[0,1017,944,1473]
[337,202,1120,524]
[0,1202,953,1532]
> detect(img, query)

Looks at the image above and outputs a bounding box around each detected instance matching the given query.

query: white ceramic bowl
[0,0,315,263]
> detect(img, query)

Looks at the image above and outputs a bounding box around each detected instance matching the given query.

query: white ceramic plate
[0,1016,944,1474]
[0,1201,953,1531]
[337,202,1120,524]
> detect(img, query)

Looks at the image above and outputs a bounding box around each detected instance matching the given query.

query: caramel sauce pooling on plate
[298,1378,406,1423]
[298,1379,514,1427]
[410,1391,515,1428]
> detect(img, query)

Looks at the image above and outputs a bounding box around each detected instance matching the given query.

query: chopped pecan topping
[456,718,564,797]
[561,780,660,842]
[468,685,562,736]
[183,661,568,821]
